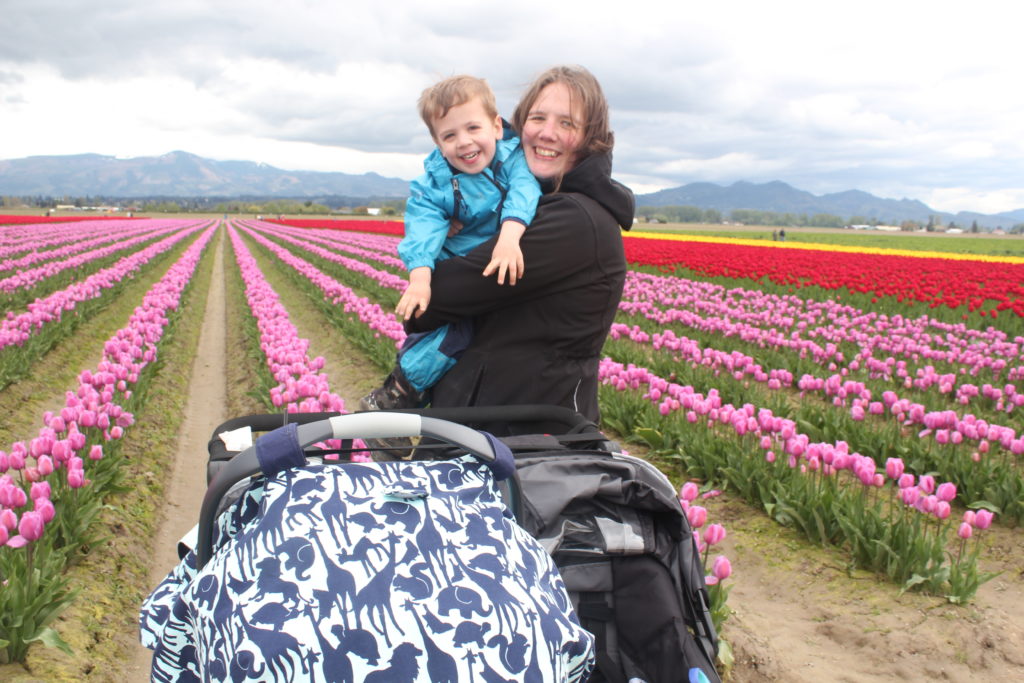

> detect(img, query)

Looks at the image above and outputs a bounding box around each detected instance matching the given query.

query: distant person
[359,74,541,432]
[779,228,786,241]
[772,230,777,241]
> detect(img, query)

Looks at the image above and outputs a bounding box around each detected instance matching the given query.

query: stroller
[140,405,720,683]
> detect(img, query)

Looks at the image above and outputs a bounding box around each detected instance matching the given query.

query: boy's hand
[448,218,463,237]
[396,267,432,320]
[483,221,526,285]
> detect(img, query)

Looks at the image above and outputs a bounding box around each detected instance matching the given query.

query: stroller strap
[255,422,306,476]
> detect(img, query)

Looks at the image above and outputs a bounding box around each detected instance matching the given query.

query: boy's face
[431,98,503,175]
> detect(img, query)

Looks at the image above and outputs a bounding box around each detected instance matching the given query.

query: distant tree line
[635,204,1024,233]
[0,195,408,216]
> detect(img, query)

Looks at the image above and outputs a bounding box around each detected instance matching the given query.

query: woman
[405,65,634,423]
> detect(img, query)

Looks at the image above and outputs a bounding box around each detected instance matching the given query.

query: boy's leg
[397,323,470,394]
[357,323,471,461]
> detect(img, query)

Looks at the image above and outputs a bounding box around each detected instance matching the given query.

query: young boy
[359,75,541,436]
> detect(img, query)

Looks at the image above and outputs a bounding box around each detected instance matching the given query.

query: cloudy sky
[3,0,1022,214]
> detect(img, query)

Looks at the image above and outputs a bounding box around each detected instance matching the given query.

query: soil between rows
[121,229,1024,682]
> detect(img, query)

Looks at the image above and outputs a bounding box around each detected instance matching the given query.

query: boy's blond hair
[418,75,499,139]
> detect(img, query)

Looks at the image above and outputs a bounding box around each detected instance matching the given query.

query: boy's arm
[398,175,453,271]
[496,141,542,227]
[395,266,432,320]
[481,141,541,285]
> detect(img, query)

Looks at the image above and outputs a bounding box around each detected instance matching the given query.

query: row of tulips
[0,220,174,273]
[1,222,208,350]
[607,321,1024,523]
[226,223,370,460]
[620,270,1022,391]
[0,215,145,227]
[622,233,1024,319]
[0,222,216,662]
[597,356,998,602]
[0,222,210,395]
[234,221,405,370]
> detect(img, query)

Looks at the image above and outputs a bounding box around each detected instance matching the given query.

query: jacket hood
[542,151,635,231]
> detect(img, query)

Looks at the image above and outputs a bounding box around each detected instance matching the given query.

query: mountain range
[0,151,408,201]
[638,180,1024,230]
[2,151,1022,229]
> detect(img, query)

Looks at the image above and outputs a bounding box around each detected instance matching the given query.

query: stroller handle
[299,413,495,460]
[195,412,499,569]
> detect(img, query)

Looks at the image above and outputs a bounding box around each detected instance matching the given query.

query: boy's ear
[492,114,503,139]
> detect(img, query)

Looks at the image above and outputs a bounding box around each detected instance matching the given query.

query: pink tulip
[67,469,85,488]
[962,510,976,526]
[712,555,732,581]
[89,445,103,461]
[687,505,708,529]
[974,509,994,529]
[957,522,973,539]
[30,481,51,500]
[680,482,699,503]
[918,475,936,494]
[0,508,17,531]
[885,458,904,480]
[935,501,951,520]
[0,524,7,546]
[935,482,957,503]
[18,510,45,542]
[34,497,55,523]
[704,523,726,546]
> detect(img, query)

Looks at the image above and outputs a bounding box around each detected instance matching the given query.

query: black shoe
[358,369,424,411]
[358,370,424,460]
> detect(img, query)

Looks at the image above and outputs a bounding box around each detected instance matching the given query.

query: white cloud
[2,0,1024,215]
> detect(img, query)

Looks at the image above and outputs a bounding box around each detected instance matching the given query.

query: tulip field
[1,214,1023,675]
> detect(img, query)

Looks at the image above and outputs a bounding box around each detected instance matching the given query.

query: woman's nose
[536,119,558,140]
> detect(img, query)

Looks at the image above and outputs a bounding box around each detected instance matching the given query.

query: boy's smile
[431,98,503,175]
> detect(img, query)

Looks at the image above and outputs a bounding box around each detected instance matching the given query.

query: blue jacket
[398,136,540,271]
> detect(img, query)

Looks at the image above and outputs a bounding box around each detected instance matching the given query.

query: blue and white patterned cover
[140,456,594,682]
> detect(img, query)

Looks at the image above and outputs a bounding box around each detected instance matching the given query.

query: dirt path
[126,235,230,681]
[125,232,1024,682]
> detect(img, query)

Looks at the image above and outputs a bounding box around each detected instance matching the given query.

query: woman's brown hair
[511,65,614,161]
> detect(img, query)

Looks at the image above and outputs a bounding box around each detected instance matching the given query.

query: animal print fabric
[140,456,595,682]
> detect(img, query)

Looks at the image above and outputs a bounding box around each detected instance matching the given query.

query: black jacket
[407,151,635,422]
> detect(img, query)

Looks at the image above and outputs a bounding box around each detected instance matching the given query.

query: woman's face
[520,82,584,180]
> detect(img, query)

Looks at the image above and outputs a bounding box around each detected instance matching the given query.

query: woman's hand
[396,267,432,320]
[483,221,526,285]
